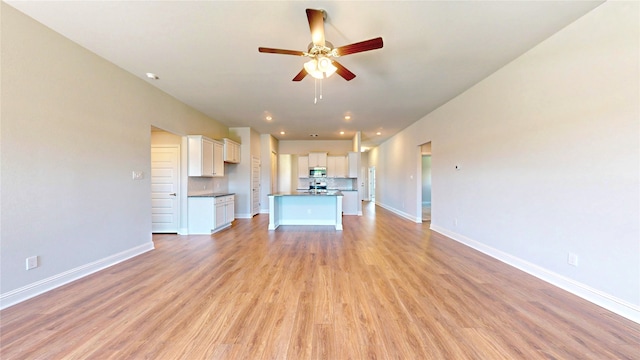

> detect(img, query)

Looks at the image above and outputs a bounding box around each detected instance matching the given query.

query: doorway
[251,156,261,216]
[151,128,183,233]
[420,142,432,222]
[271,151,278,195]
[368,166,376,202]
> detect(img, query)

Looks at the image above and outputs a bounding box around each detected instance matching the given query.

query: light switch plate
[132,171,144,180]
[568,253,579,267]
[26,256,38,270]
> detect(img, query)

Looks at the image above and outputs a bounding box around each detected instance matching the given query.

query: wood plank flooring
[1,202,639,359]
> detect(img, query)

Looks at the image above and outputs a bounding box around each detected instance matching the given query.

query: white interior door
[251,156,260,216]
[151,146,179,233]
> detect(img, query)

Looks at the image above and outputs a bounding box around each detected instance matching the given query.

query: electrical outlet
[568,253,579,267]
[26,256,38,270]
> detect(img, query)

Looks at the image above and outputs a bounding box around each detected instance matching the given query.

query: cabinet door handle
[169,193,177,196]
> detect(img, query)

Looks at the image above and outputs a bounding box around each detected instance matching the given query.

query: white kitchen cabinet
[215,195,235,229]
[188,197,214,234]
[214,199,226,229]
[347,152,359,178]
[342,190,359,215]
[327,156,336,177]
[308,152,327,167]
[223,138,241,164]
[188,135,224,177]
[188,195,235,234]
[225,196,235,223]
[213,141,224,176]
[327,155,347,178]
[298,156,309,178]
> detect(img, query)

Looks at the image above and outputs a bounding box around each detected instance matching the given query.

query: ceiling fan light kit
[258,8,383,84]
[304,57,337,79]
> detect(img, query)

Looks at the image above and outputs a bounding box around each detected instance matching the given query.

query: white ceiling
[7,1,603,148]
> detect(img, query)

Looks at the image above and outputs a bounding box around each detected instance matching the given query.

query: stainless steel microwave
[309,167,327,178]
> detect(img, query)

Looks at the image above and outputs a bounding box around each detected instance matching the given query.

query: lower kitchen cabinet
[215,195,235,229]
[188,194,235,234]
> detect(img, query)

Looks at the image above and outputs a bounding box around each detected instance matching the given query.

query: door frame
[416,141,432,223]
[251,155,261,217]
[368,166,376,202]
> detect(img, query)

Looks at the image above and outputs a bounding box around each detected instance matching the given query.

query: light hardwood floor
[1,203,639,359]
[422,204,431,222]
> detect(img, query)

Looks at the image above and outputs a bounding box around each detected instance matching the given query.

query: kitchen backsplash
[297,177,356,190]
[188,177,227,196]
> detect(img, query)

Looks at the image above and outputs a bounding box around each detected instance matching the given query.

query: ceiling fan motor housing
[307,41,337,58]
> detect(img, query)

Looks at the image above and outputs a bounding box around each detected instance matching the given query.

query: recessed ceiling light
[145,72,159,80]
[280,131,285,135]
[344,115,351,120]
[266,116,272,121]
[340,131,345,135]
[376,132,382,135]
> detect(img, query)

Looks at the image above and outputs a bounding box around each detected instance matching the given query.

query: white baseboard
[376,202,422,223]
[430,224,640,324]
[235,213,256,219]
[0,241,155,310]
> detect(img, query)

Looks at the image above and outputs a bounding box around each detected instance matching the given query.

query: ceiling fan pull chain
[320,79,323,100]
[314,78,317,104]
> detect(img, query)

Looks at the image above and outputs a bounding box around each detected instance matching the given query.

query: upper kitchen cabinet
[298,156,309,178]
[223,138,241,164]
[212,141,224,176]
[347,152,359,178]
[188,135,224,177]
[327,156,347,178]
[308,152,327,167]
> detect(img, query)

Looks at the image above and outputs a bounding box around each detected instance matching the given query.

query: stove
[309,179,327,192]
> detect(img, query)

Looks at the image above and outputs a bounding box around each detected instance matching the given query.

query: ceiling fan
[258,9,383,82]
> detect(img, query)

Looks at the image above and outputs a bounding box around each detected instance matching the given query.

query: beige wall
[278,140,353,155]
[151,130,181,146]
[1,3,230,306]
[260,134,279,213]
[369,1,639,321]
[228,127,262,218]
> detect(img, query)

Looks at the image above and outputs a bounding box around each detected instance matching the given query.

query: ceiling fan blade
[335,37,384,56]
[292,68,307,82]
[332,60,356,81]
[258,47,305,56]
[306,9,325,47]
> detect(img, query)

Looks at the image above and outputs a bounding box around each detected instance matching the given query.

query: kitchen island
[268,191,343,230]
